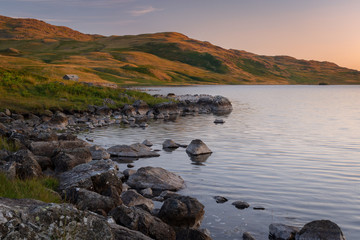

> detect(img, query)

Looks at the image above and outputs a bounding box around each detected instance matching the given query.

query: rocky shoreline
[0,94,346,239]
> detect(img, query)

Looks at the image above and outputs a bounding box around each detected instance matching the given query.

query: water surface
[81,85,360,240]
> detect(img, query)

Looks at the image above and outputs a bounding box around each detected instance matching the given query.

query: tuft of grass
[0,136,19,152]
[0,173,62,203]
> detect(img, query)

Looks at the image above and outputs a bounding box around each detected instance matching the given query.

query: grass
[0,173,62,203]
[0,136,19,152]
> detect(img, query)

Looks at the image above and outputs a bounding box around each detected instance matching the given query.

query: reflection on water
[80,85,360,240]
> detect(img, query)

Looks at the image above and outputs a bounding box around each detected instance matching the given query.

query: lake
[80,85,360,240]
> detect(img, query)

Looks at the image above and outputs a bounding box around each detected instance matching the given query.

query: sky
[1,0,360,70]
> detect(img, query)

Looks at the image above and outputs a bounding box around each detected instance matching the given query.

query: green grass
[0,173,61,203]
[0,136,19,152]
[133,42,229,74]
[0,68,170,113]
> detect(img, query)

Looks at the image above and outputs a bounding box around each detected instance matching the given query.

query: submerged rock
[295,220,345,240]
[127,166,185,191]
[269,223,299,240]
[232,200,250,210]
[142,139,153,147]
[213,196,228,204]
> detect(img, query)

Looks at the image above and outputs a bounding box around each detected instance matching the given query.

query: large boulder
[107,143,160,158]
[186,139,212,156]
[109,205,176,240]
[121,189,154,211]
[52,147,92,172]
[295,220,345,240]
[5,149,42,179]
[269,223,299,240]
[65,188,119,214]
[127,167,185,191]
[0,197,150,239]
[158,195,205,228]
[58,160,122,197]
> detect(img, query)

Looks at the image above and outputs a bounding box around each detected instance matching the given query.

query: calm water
[80,85,360,240]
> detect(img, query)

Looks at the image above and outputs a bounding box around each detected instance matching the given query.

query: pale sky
[1,0,360,70]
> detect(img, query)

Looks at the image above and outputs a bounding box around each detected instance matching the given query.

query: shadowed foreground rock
[295,220,346,240]
[127,166,185,191]
[158,195,205,228]
[0,198,151,240]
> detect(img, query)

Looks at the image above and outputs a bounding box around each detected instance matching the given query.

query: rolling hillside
[1,15,360,86]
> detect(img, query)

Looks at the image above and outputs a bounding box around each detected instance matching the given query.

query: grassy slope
[0,16,360,113]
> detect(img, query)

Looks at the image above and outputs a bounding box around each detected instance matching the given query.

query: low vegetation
[0,136,19,152]
[0,173,61,203]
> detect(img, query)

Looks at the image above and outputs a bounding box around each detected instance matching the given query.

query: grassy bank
[0,68,169,114]
[0,173,61,203]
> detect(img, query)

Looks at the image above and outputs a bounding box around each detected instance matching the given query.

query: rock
[127,166,185,191]
[158,195,205,228]
[141,188,153,198]
[162,139,179,149]
[65,188,119,214]
[34,155,53,171]
[186,139,212,156]
[213,196,228,203]
[0,149,9,160]
[63,74,79,81]
[109,205,176,240]
[232,201,250,210]
[153,102,180,116]
[107,143,160,158]
[122,104,137,117]
[0,197,148,240]
[123,168,136,179]
[121,189,154,211]
[0,161,17,179]
[211,95,233,113]
[5,149,42,179]
[269,223,299,240]
[133,100,150,115]
[52,147,92,172]
[91,170,123,201]
[30,141,59,157]
[127,163,134,168]
[176,228,212,240]
[243,232,256,240]
[4,109,11,116]
[155,113,164,119]
[295,220,345,240]
[253,206,265,210]
[214,118,225,124]
[96,106,112,116]
[90,145,110,160]
[58,159,120,194]
[48,111,68,129]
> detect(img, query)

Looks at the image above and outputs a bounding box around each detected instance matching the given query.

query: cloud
[130,6,163,17]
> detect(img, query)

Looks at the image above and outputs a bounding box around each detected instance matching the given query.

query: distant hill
[1,15,359,85]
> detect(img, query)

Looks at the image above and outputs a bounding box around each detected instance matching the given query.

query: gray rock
[96,106,112,116]
[0,161,17,179]
[186,139,212,156]
[142,139,153,147]
[90,145,110,160]
[30,140,89,157]
[162,139,179,149]
[52,147,92,172]
[176,228,212,240]
[133,100,150,115]
[48,111,68,129]
[123,168,136,178]
[232,201,250,209]
[63,74,79,81]
[295,220,345,240]
[34,155,52,171]
[214,118,225,124]
[269,223,299,240]
[5,149,42,179]
[109,205,176,240]
[121,189,154,211]
[58,159,120,194]
[0,197,149,239]
[107,143,160,158]
[140,188,153,198]
[158,195,205,228]
[213,196,228,203]
[65,188,119,214]
[243,232,256,240]
[127,166,185,191]
[0,149,9,160]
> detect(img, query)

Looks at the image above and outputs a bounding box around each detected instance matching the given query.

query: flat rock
[127,166,185,191]
[90,145,110,160]
[186,139,212,156]
[214,119,225,124]
[213,196,228,203]
[269,223,299,240]
[295,220,345,240]
[107,143,160,158]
